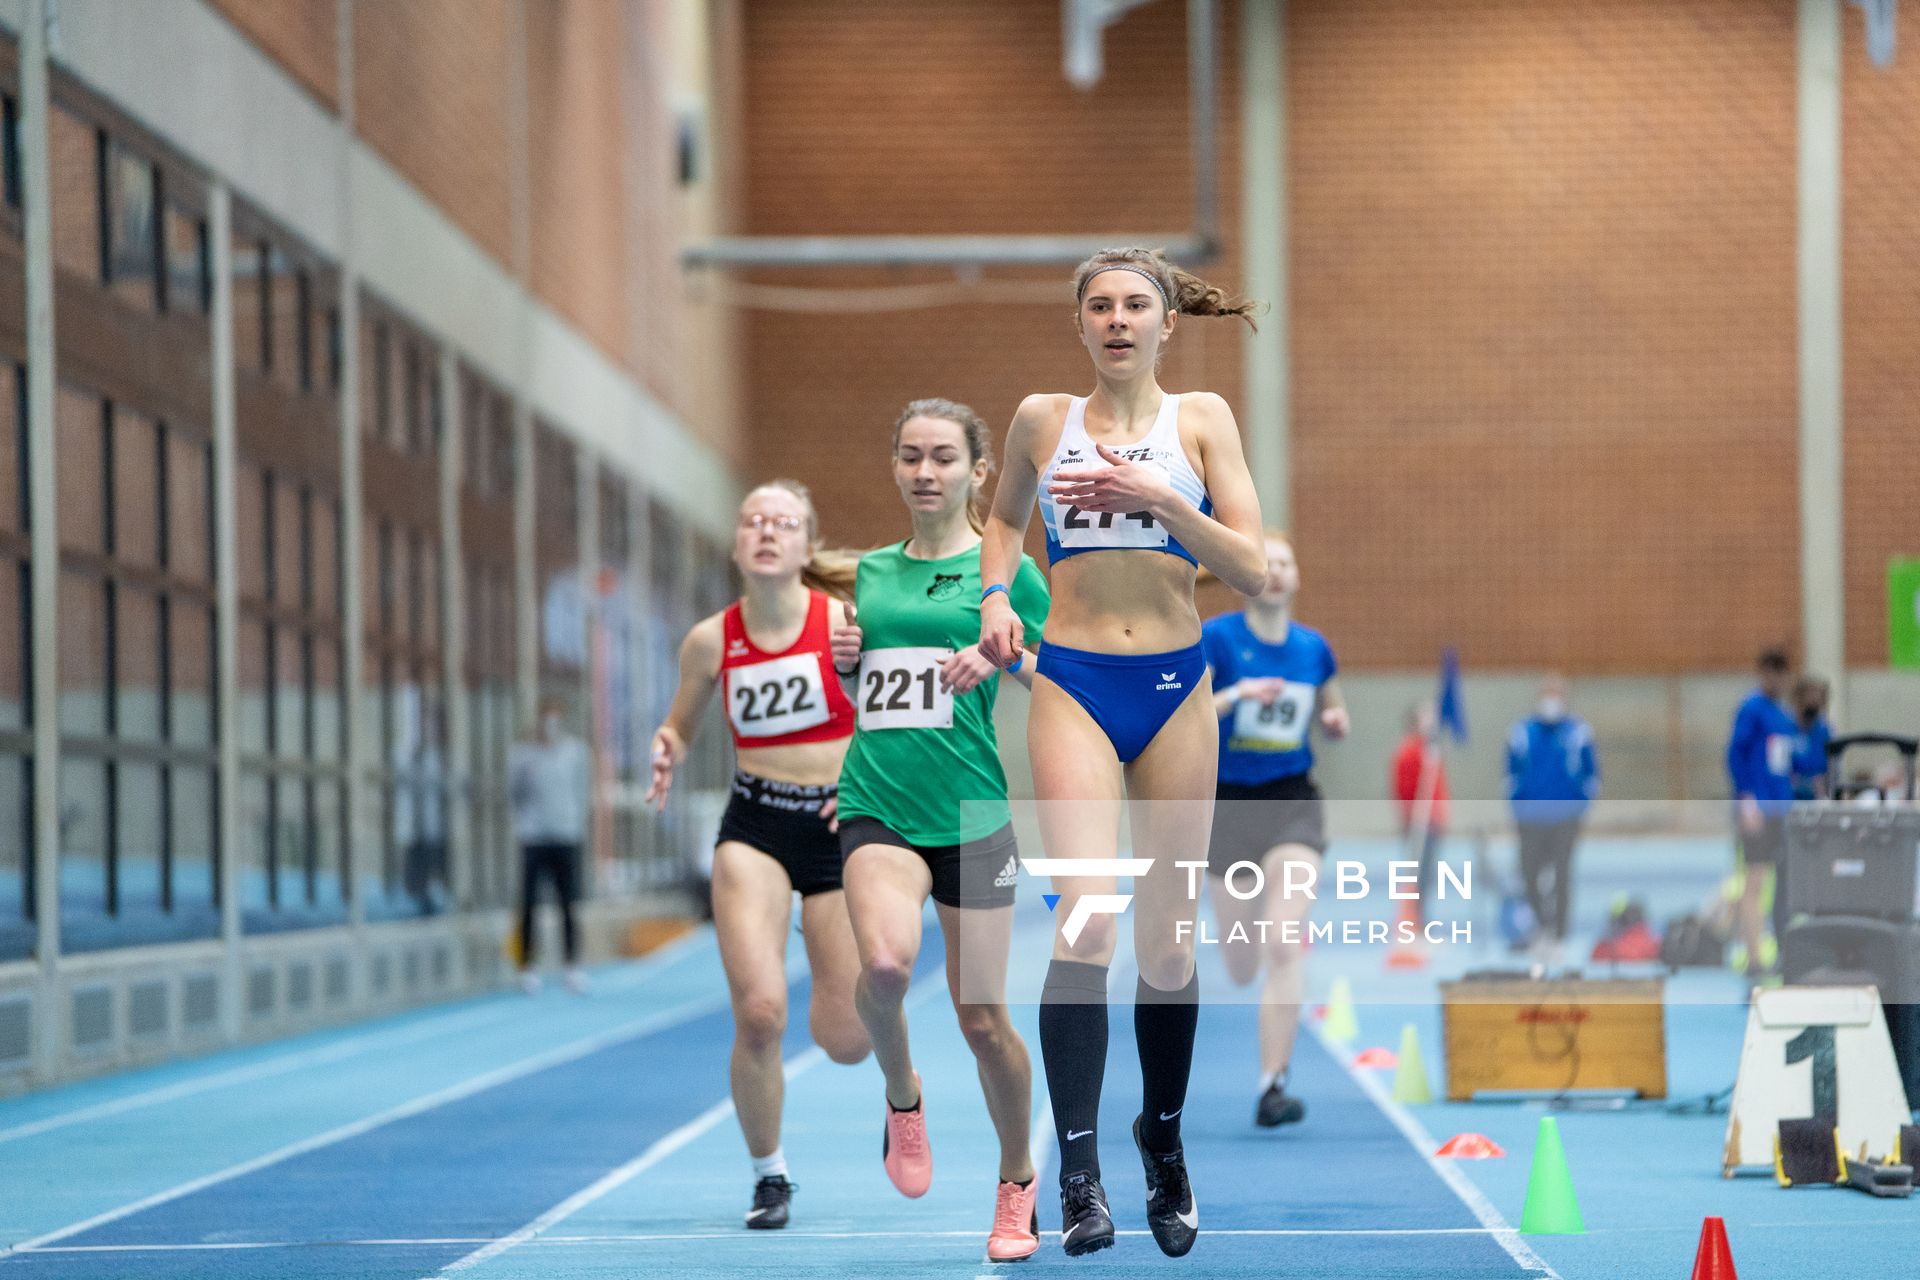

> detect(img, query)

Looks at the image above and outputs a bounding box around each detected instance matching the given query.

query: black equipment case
[1784,734,1920,922]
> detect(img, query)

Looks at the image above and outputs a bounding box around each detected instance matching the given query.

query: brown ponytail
[1071,246,1264,331]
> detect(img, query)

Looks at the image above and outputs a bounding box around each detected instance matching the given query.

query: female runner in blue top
[1200,531,1347,1129]
[978,247,1266,1259]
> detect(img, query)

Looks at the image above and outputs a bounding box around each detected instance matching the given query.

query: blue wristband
[1007,654,1024,674]
[981,583,1010,604]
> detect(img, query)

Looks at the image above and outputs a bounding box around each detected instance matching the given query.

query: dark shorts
[838,816,1020,910]
[1740,813,1789,867]
[715,771,843,897]
[1208,773,1328,876]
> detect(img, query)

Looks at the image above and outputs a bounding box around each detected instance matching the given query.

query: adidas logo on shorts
[993,855,1018,888]
[1155,671,1183,691]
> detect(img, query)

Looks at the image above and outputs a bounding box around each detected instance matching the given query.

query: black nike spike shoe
[745,1175,793,1229]
[1133,1113,1199,1257]
[1058,1171,1115,1257]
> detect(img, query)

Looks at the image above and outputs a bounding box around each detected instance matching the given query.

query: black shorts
[838,817,1020,910]
[1740,813,1789,867]
[715,772,843,897]
[1208,774,1327,877]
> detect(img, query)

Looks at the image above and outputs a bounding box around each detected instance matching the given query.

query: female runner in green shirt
[832,399,1050,1263]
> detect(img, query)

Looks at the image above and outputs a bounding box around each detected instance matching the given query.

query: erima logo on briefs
[1156,672,1182,691]
[1019,857,1154,945]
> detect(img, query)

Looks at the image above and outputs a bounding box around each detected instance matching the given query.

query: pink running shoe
[986,1178,1041,1263]
[881,1072,932,1198]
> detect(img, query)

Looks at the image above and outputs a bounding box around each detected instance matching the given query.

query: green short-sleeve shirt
[834,542,1049,846]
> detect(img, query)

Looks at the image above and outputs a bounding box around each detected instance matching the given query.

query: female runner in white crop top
[977,247,1267,1259]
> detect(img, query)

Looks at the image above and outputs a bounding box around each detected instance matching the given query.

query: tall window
[233,205,345,932]
[460,367,515,909]
[0,366,30,961]
[48,96,218,951]
[596,474,643,892]
[535,422,585,731]
[360,298,446,919]
[54,387,218,949]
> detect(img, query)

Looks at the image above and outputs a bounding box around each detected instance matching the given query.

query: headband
[1076,263,1172,310]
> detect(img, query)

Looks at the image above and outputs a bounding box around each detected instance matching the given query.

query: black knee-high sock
[1135,969,1199,1153]
[1040,958,1109,1182]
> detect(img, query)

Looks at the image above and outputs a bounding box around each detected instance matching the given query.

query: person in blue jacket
[1789,675,1832,801]
[1725,647,1799,976]
[1506,674,1599,962]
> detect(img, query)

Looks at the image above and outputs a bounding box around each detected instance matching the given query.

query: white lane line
[33,1212,1920,1255]
[1309,1019,1561,1279]
[0,929,715,1148]
[426,967,953,1278]
[0,990,732,1261]
[24,1226,1523,1255]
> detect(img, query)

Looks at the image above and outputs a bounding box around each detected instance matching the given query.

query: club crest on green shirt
[927,572,964,602]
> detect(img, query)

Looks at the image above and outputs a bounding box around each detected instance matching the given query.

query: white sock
[1259,1068,1286,1093]
[752,1148,788,1180]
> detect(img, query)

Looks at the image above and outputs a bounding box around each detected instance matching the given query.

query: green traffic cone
[1322,976,1359,1043]
[1519,1116,1585,1235]
[1392,1022,1432,1105]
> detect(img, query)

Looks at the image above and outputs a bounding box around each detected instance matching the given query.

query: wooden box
[1439,975,1666,1101]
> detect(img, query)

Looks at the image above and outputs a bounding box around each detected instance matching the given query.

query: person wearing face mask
[509,699,592,994]
[1789,675,1833,801]
[1505,675,1599,962]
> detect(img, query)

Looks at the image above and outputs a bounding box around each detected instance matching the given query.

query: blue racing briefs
[1036,641,1209,764]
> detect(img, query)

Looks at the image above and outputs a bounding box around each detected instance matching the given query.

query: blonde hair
[1071,246,1263,330]
[892,398,996,534]
[743,479,859,600]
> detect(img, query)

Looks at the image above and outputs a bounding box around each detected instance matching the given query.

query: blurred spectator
[1789,675,1832,801]
[1391,701,1448,907]
[1506,674,1600,959]
[509,699,591,995]
[1725,647,1797,976]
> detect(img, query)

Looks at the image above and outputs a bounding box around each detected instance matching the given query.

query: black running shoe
[745,1175,793,1229]
[1058,1171,1114,1257]
[1132,1114,1199,1257]
[1255,1080,1306,1128]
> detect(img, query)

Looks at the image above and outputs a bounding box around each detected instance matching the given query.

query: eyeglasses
[739,513,806,534]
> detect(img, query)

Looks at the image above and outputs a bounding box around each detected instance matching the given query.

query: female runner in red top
[648,480,870,1231]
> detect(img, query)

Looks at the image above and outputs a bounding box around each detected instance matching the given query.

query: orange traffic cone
[1689,1216,1736,1280]
[1435,1133,1505,1159]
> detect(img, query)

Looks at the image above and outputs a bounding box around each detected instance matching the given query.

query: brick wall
[209,0,739,453]
[1841,5,1920,665]
[1288,0,1799,673]
[739,0,1243,560]
[740,0,1829,675]
[352,0,517,268]
[206,0,338,112]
